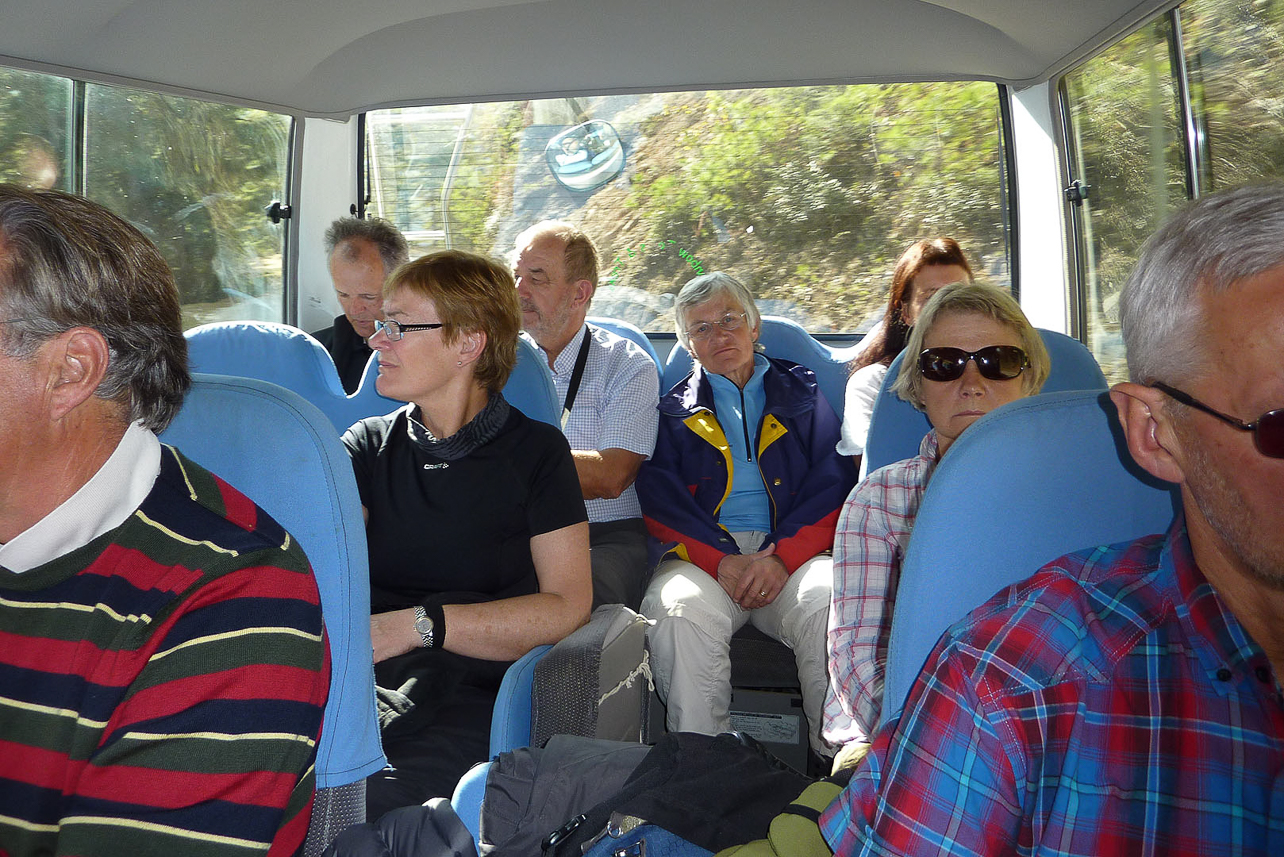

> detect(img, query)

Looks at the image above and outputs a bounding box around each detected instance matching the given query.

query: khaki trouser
[641,530,833,754]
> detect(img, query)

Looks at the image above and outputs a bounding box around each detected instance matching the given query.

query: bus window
[1181,0,1284,192]
[366,83,1011,336]
[1,67,293,330]
[1063,16,1187,383]
[0,68,72,191]
[1064,0,1284,382]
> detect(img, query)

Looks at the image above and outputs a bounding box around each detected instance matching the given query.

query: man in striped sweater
[0,185,329,857]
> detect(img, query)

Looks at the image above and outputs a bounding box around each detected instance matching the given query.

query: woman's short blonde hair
[891,281,1050,411]
[385,250,521,393]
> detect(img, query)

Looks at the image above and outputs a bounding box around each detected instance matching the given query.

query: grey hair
[1122,183,1284,384]
[674,272,762,353]
[892,281,1049,411]
[0,184,190,431]
[325,216,410,276]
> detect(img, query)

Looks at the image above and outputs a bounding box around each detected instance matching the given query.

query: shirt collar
[545,324,591,377]
[918,429,941,462]
[0,421,161,573]
[1163,516,1273,689]
[705,353,769,399]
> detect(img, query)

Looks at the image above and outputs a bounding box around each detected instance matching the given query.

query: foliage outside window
[1063,17,1187,383]
[1064,0,1284,382]
[367,83,1010,334]
[1181,0,1284,192]
[1,66,292,328]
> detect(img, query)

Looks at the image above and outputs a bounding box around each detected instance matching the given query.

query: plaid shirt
[823,430,939,745]
[821,519,1284,856]
[528,323,659,523]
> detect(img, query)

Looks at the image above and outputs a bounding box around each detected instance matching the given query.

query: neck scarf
[407,392,510,461]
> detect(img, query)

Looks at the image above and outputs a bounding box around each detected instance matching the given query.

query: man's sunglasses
[918,345,1029,383]
[1152,381,1284,458]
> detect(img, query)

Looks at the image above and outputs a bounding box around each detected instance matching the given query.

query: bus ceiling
[0,0,1177,117]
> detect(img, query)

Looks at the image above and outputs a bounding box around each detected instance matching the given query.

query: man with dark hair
[513,220,659,610]
[0,184,329,857]
[821,183,1284,854]
[314,216,410,393]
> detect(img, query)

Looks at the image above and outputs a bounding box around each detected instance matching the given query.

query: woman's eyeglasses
[918,345,1029,382]
[686,312,747,341]
[372,319,445,341]
[1152,381,1284,458]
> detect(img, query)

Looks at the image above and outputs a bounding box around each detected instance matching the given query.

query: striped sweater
[0,446,329,857]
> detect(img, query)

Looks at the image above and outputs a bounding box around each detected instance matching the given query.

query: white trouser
[640,531,834,754]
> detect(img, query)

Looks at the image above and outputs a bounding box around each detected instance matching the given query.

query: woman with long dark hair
[838,238,973,472]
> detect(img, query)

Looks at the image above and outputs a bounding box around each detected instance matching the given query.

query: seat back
[662,315,847,411]
[185,321,403,433]
[489,644,553,758]
[349,337,558,429]
[862,329,1109,477]
[190,322,559,432]
[159,374,385,850]
[503,337,562,426]
[589,315,664,385]
[881,390,1180,719]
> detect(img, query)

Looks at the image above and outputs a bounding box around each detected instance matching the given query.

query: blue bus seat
[662,315,848,411]
[158,374,385,852]
[340,337,558,431]
[861,329,1108,478]
[588,315,664,385]
[185,321,403,433]
[490,644,553,759]
[451,760,490,845]
[502,337,560,427]
[190,322,559,432]
[881,390,1180,721]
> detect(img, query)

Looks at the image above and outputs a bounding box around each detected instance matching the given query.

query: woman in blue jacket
[637,272,856,759]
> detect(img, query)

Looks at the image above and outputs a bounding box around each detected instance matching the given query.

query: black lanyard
[560,329,592,430]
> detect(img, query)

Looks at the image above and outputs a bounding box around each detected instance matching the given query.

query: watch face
[415,615,433,634]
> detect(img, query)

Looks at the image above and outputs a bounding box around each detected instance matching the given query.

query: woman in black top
[343,250,590,818]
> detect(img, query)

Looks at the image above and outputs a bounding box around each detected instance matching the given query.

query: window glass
[367,83,1009,334]
[1181,0,1284,190]
[83,84,292,328]
[1063,17,1187,382]
[0,67,72,190]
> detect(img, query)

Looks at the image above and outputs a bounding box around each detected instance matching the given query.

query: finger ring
[758,590,767,597]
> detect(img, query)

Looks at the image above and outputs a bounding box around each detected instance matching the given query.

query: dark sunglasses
[918,345,1029,382]
[1152,381,1284,458]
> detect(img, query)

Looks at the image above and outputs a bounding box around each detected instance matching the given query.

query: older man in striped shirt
[0,185,328,857]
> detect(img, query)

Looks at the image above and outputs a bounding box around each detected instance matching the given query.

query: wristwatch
[413,605,435,649]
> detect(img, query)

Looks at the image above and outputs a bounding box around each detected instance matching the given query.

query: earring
[457,360,463,366]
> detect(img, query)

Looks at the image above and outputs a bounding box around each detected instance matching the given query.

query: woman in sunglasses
[838,238,974,473]
[823,281,1049,755]
[637,272,857,762]
[342,250,590,817]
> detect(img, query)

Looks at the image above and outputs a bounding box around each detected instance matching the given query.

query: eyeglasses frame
[372,319,445,341]
[1151,380,1284,457]
[685,311,748,342]
[918,345,1029,383]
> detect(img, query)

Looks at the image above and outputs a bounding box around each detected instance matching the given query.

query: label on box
[729,710,801,745]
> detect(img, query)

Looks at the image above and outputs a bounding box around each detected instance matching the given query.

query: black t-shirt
[343,403,587,613]
[312,314,373,394]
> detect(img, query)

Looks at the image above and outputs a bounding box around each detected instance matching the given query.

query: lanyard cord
[560,329,592,430]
